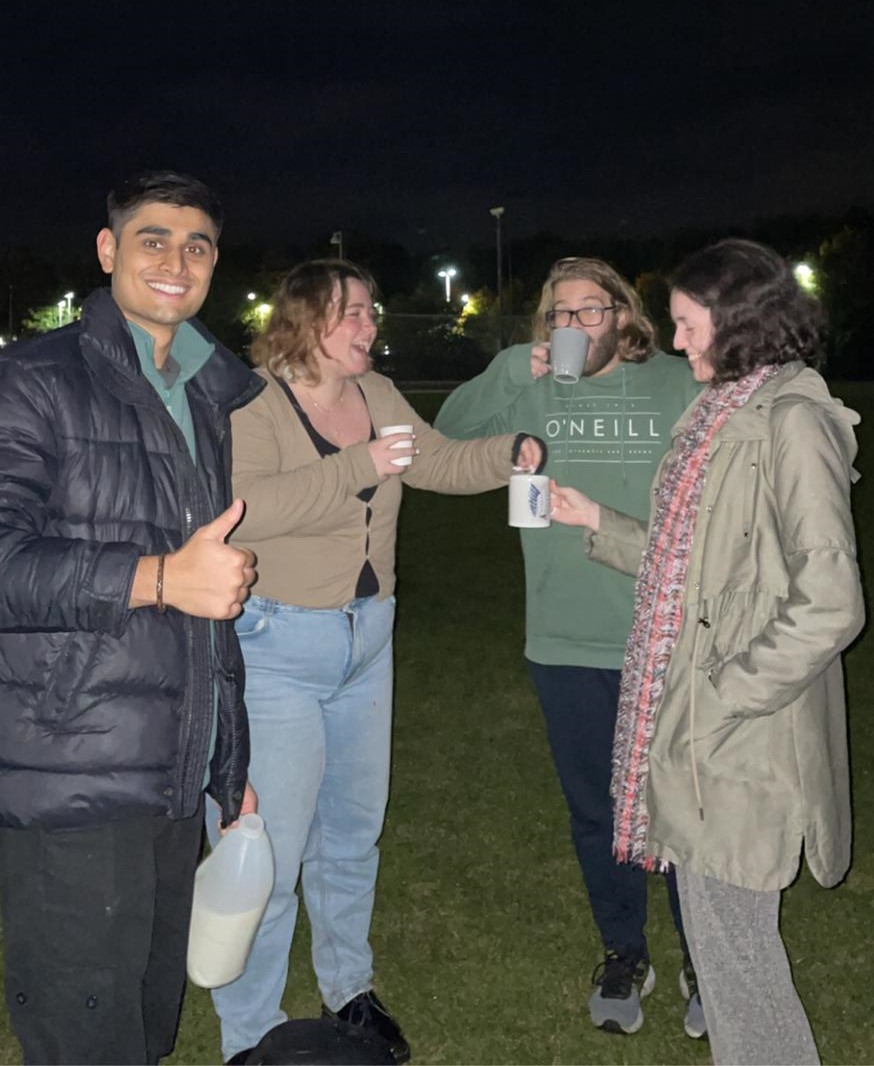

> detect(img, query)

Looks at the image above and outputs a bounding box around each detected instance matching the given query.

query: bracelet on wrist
[156,553,167,614]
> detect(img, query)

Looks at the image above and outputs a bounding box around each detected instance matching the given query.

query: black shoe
[322,990,411,1064]
[225,1049,254,1065]
[588,951,655,1034]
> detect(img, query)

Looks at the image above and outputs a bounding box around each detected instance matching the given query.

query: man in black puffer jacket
[0,171,264,1065]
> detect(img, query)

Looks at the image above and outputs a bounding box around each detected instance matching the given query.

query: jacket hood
[674,363,860,474]
[761,364,860,475]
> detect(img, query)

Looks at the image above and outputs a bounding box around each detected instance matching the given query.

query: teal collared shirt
[129,319,219,787]
[129,320,215,464]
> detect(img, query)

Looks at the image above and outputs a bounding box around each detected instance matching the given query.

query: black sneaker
[225,1050,253,1065]
[588,951,655,1034]
[679,954,707,1039]
[322,990,411,1064]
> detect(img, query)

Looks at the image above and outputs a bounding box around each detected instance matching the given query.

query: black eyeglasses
[545,306,617,329]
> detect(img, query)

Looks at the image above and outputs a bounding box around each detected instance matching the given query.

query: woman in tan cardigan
[210,260,543,1064]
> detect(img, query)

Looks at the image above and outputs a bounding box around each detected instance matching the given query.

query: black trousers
[528,661,687,960]
[0,801,204,1065]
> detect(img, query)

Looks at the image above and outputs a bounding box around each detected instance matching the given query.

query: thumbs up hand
[163,500,257,619]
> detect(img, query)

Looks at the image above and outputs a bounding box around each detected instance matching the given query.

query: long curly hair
[250,259,377,383]
[670,239,824,382]
[531,257,656,363]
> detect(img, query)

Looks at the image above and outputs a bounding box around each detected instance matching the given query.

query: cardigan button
[15,992,27,1005]
[86,995,98,1009]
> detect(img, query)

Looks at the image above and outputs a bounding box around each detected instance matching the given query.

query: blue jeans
[528,662,686,961]
[209,594,395,1060]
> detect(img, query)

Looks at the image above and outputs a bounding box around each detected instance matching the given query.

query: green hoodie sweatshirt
[435,343,701,668]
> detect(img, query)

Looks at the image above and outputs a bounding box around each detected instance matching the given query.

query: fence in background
[373,312,530,383]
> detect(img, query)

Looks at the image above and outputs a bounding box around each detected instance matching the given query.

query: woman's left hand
[515,436,545,472]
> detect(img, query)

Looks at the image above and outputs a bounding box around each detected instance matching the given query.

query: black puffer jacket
[0,289,264,829]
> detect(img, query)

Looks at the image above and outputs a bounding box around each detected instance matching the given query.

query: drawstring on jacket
[690,618,709,821]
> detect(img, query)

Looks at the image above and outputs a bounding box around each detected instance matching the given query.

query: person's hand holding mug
[531,343,551,379]
[370,428,417,477]
[549,480,601,530]
[514,435,546,473]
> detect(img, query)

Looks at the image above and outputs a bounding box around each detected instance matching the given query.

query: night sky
[2,0,873,255]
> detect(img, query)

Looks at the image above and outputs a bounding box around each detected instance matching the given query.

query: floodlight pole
[490,206,505,348]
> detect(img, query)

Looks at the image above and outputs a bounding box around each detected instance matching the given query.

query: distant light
[247,292,257,301]
[437,266,458,303]
[256,303,272,320]
[460,293,470,304]
[793,263,816,292]
[64,291,74,301]
[0,336,6,348]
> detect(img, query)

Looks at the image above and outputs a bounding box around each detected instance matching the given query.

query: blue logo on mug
[528,482,545,516]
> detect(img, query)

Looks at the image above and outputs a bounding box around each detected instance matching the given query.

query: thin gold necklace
[304,384,347,414]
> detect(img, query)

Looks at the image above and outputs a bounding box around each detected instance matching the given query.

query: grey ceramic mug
[551,327,590,383]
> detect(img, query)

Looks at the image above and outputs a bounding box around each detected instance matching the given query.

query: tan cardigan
[231,368,518,608]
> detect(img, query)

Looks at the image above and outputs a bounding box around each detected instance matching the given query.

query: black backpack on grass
[238,1017,397,1065]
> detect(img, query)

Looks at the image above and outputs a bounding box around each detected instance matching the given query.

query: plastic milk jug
[187,813,275,988]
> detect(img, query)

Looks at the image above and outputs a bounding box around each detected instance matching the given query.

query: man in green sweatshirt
[435,257,704,1038]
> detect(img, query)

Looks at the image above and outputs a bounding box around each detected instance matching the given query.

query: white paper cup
[551,327,590,384]
[379,424,414,466]
[508,473,550,528]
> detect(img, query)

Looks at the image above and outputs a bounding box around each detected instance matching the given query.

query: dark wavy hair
[250,259,377,383]
[669,238,824,382]
[107,170,224,237]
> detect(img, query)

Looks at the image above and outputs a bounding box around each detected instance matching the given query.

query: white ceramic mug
[378,424,414,466]
[551,327,590,384]
[508,473,550,528]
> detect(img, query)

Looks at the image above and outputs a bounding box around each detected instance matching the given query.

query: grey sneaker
[679,956,707,1039]
[588,951,656,1034]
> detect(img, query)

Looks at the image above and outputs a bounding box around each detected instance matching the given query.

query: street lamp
[793,262,816,292]
[57,300,65,327]
[64,291,74,321]
[490,206,505,346]
[437,267,457,304]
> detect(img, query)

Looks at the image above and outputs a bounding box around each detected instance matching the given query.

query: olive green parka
[588,363,864,891]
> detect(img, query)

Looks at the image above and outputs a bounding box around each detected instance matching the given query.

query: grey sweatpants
[676,866,819,1066]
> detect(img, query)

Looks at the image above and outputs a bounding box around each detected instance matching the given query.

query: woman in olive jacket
[550,239,863,1066]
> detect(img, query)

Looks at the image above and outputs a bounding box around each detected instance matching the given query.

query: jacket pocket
[31,632,104,732]
[692,670,773,782]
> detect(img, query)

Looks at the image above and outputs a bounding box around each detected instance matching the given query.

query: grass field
[3,384,874,1064]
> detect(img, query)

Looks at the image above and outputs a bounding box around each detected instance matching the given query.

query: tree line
[2,208,871,380]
